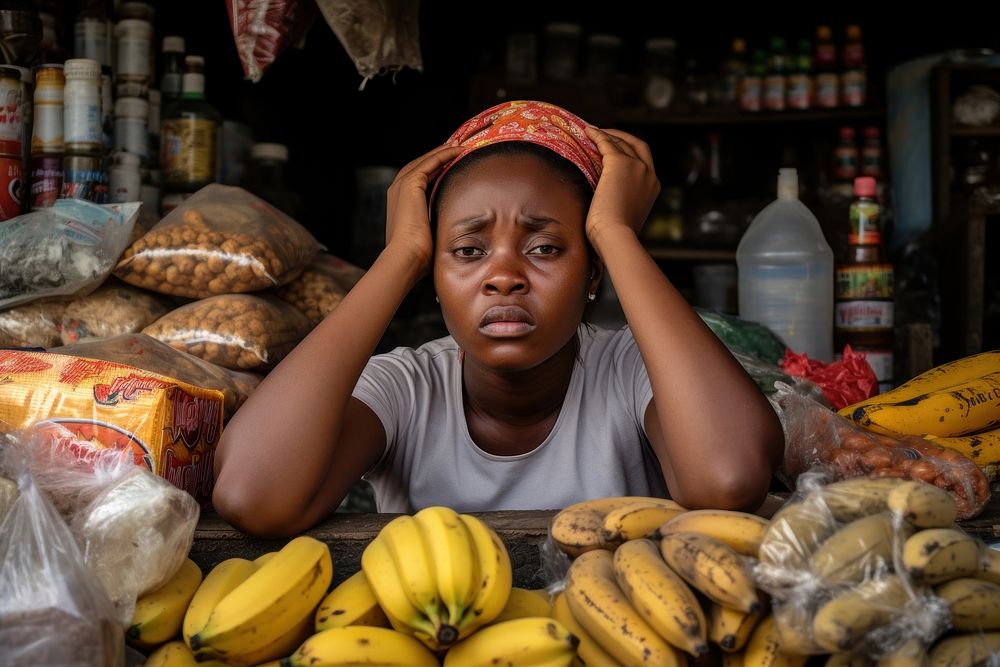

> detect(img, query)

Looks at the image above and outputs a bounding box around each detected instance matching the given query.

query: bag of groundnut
[274,253,365,326]
[770,383,991,519]
[114,184,320,299]
[141,294,311,371]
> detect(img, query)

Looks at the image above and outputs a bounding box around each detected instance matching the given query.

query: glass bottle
[160,55,220,193]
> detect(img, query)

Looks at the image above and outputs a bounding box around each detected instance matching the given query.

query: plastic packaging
[227,0,316,82]
[0,299,69,348]
[275,253,366,326]
[59,281,170,346]
[779,345,879,410]
[737,168,834,362]
[315,0,422,85]
[142,294,312,371]
[0,199,140,310]
[49,333,262,422]
[114,184,320,298]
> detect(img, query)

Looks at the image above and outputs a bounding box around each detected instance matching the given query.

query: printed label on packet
[836,300,894,329]
[836,264,894,299]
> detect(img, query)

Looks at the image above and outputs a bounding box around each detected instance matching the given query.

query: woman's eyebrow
[449,217,493,233]
[518,216,561,231]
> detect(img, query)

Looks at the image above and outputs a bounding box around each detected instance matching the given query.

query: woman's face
[433,151,593,372]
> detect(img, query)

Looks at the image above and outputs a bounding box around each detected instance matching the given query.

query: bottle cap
[251,143,288,162]
[777,168,799,200]
[184,55,205,73]
[115,18,152,38]
[817,25,832,40]
[114,151,141,166]
[839,126,856,140]
[162,35,185,54]
[64,58,102,80]
[863,126,880,139]
[854,176,877,197]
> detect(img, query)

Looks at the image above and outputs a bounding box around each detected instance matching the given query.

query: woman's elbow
[212,479,302,538]
[674,454,779,512]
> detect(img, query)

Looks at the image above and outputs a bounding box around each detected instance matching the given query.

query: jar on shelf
[643,38,677,111]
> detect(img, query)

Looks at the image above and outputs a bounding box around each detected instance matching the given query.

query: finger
[585,125,640,160]
[601,128,655,167]
[398,143,464,180]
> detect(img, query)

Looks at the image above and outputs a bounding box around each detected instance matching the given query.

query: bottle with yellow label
[160,55,219,192]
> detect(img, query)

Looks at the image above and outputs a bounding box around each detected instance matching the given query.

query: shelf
[614,106,885,127]
[645,245,736,262]
[951,125,1000,138]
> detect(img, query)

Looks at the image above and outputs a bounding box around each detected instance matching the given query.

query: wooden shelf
[614,106,885,127]
[645,245,736,261]
[951,125,1000,138]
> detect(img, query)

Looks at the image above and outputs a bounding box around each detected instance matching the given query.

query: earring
[587,293,596,302]
[435,296,440,303]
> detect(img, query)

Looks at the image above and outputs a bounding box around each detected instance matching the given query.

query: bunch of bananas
[840,350,1000,484]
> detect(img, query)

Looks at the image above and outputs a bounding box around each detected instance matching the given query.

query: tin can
[30,153,62,209]
[31,64,64,155]
[61,152,107,203]
[0,154,23,220]
[0,66,23,158]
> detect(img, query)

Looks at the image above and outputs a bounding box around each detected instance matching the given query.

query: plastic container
[737,168,834,361]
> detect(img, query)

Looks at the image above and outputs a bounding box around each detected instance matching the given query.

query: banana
[877,639,929,667]
[253,551,277,567]
[708,596,766,653]
[361,532,438,643]
[935,577,1000,632]
[223,612,313,667]
[551,496,685,556]
[927,632,1000,666]
[659,531,761,614]
[564,549,683,667]
[454,513,513,640]
[977,546,1000,584]
[902,528,981,584]
[811,512,910,586]
[758,496,838,572]
[144,640,228,667]
[839,350,1000,417]
[551,591,619,667]
[655,509,770,557]
[724,651,747,667]
[182,558,257,650]
[315,569,390,631]
[493,587,553,624]
[771,602,825,656]
[614,538,708,657]
[602,501,687,542]
[279,626,440,667]
[926,428,1000,487]
[820,477,906,522]
[414,506,480,627]
[563,495,688,516]
[378,514,450,637]
[811,574,912,653]
[443,617,578,667]
[827,654,875,666]
[887,481,958,528]
[128,557,203,649]
[187,535,332,659]
[743,614,808,667]
[848,372,1000,438]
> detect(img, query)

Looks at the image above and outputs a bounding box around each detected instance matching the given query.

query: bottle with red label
[835,176,894,392]
[814,25,839,108]
[832,126,859,185]
[860,126,883,180]
[841,24,867,107]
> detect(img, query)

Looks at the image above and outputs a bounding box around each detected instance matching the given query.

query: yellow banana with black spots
[743,614,808,667]
[601,500,687,542]
[278,625,441,667]
[551,496,684,556]
[811,574,912,653]
[378,514,449,636]
[654,509,770,557]
[454,513,513,639]
[928,631,1000,666]
[443,617,578,667]
[810,512,912,587]
[935,577,1000,631]
[659,531,761,613]
[361,533,438,644]
[551,591,618,667]
[887,481,958,529]
[144,640,227,667]
[902,528,981,584]
[182,558,257,650]
[414,506,480,627]
[492,587,553,624]
[128,558,203,649]
[708,597,766,653]
[314,569,390,631]
[926,427,1000,487]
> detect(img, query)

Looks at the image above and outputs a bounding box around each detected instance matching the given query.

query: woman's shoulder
[579,322,636,354]
[370,334,460,369]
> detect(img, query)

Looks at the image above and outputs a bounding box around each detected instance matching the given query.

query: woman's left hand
[584,126,660,246]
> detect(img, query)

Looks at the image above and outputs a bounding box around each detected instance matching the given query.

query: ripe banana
[128,557,203,649]
[414,506,480,627]
[758,496,838,573]
[708,597,766,653]
[660,531,760,613]
[902,528,981,584]
[925,428,1000,487]
[935,577,1000,632]
[443,617,578,667]
[876,638,929,667]
[551,591,618,667]
[314,569,389,631]
[144,640,227,667]
[811,574,911,653]
[279,626,440,667]
[602,501,687,542]
[551,496,685,556]
[223,612,313,667]
[826,653,874,666]
[253,551,277,567]
[724,651,747,667]
[743,614,808,667]
[493,587,553,624]
[361,532,438,644]
[839,350,1000,417]
[927,631,1000,666]
[887,481,958,528]
[187,535,333,659]
[655,509,770,557]
[820,477,906,523]
[849,372,1000,438]
[454,513,513,640]
[614,538,708,657]
[977,545,1000,585]
[182,558,257,650]
[378,514,450,638]
[564,549,683,667]
[811,512,910,586]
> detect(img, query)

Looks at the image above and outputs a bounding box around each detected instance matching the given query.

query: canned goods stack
[0,65,25,220]
[29,63,64,210]
[61,58,108,203]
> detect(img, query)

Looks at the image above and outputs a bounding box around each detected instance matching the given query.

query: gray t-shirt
[352,324,668,513]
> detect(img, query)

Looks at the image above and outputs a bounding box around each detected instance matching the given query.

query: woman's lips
[479,305,536,335]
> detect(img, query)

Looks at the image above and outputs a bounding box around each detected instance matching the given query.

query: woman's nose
[482,252,527,295]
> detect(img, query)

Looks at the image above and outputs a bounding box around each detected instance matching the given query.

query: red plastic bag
[780,345,879,410]
[226,0,317,82]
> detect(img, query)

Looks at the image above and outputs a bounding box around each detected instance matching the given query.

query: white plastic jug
[737,168,834,361]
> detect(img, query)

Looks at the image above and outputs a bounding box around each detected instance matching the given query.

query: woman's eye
[529,245,559,255]
[455,247,484,257]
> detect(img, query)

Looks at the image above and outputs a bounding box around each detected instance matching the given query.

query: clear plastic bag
[142,294,311,370]
[49,333,262,421]
[770,382,991,520]
[0,298,69,348]
[0,200,141,311]
[226,0,317,82]
[114,184,320,299]
[275,253,365,326]
[59,280,172,345]
[0,432,125,667]
[316,0,423,86]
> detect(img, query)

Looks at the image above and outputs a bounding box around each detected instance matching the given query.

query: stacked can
[61,58,108,203]
[0,65,25,221]
[29,63,65,209]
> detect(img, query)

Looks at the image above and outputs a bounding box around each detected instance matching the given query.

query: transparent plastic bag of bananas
[770,382,991,520]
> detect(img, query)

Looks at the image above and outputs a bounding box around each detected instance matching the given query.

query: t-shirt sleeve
[351,348,416,475]
[611,326,654,431]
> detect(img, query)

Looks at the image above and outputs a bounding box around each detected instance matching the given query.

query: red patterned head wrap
[429,100,602,205]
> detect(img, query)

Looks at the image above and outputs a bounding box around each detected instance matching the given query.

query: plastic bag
[275,253,365,325]
[226,0,317,82]
[0,200,141,311]
[17,423,199,626]
[771,382,991,519]
[0,298,69,348]
[114,184,320,299]
[0,432,125,667]
[142,294,311,370]
[316,0,423,86]
[60,280,172,345]
[780,345,879,410]
[696,307,788,365]
[49,333,262,421]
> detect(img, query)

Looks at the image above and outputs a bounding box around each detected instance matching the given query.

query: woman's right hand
[384,142,464,277]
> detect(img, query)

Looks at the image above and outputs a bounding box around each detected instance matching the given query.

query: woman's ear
[588,256,605,297]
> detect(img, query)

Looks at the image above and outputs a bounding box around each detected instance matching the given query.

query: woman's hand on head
[584,127,660,246]
[385,142,464,276]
